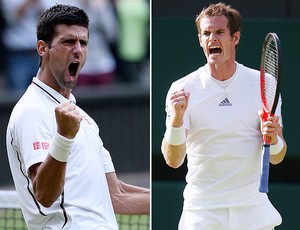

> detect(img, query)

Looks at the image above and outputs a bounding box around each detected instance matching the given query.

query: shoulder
[9,86,54,126]
[170,67,202,92]
[236,63,260,84]
[237,63,260,76]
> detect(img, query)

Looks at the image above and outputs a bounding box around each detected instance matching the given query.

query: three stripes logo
[219,98,232,106]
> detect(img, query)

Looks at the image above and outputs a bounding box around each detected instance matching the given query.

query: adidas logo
[219,98,232,106]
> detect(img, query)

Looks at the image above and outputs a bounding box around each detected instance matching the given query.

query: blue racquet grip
[259,144,270,193]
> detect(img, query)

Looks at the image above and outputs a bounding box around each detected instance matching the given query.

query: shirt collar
[32,77,76,104]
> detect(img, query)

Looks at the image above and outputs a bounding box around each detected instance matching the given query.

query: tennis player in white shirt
[6,4,149,229]
[161,3,286,230]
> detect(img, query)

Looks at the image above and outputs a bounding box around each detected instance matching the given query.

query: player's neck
[207,61,237,81]
[36,68,72,99]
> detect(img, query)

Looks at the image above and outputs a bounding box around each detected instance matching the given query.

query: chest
[187,80,262,136]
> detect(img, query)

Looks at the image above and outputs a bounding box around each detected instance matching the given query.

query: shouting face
[198,15,240,66]
[38,24,88,97]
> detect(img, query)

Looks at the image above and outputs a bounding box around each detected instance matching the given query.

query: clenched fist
[169,88,190,127]
[55,101,83,139]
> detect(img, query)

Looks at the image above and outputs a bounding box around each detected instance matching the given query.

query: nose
[73,41,82,55]
[209,33,217,41]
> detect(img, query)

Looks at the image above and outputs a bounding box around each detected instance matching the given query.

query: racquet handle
[259,144,270,193]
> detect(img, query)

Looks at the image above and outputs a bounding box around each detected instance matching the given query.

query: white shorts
[178,200,282,230]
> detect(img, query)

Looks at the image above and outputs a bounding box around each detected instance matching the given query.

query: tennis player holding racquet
[161,3,287,230]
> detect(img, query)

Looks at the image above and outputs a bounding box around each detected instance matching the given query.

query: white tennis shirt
[6,78,118,229]
[165,63,283,210]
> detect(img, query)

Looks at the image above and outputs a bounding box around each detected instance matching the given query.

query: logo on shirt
[219,98,232,106]
[33,141,50,150]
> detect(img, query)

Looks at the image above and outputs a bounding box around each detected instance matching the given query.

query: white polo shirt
[165,63,283,210]
[6,77,118,229]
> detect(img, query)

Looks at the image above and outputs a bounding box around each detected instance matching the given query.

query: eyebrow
[202,27,226,33]
[57,33,88,42]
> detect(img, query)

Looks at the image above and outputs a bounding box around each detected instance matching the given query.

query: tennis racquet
[259,32,282,193]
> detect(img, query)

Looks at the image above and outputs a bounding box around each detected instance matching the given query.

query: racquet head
[260,32,281,122]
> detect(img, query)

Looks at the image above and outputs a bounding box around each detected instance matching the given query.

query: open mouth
[68,62,79,79]
[209,46,222,55]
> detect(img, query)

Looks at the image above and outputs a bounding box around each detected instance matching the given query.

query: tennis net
[0,190,150,230]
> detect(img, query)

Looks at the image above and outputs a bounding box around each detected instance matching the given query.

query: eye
[63,39,75,46]
[203,31,210,37]
[80,40,88,47]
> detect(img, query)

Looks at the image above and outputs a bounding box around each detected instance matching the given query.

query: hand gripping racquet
[259,33,282,193]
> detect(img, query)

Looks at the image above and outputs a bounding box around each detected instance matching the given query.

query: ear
[37,40,49,56]
[232,31,241,46]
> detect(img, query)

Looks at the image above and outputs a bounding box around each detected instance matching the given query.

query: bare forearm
[161,138,186,168]
[118,181,149,193]
[31,155,66,207]
[112,181,149,214]
[106,173,150,215]
[112,191,150,215]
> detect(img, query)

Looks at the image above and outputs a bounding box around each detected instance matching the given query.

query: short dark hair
[37,4,89,46]
[36,4,89,66]
[195,2,242,37]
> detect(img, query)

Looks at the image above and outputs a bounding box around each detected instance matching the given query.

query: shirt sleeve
[101,146,115,173]
[13,105,54,173]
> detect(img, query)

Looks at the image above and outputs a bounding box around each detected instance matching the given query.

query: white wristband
[270,136,284,155]
[49,132,75,162]
[164,125,186,146]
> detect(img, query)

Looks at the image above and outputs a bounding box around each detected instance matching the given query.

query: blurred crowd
[0,0,150,92]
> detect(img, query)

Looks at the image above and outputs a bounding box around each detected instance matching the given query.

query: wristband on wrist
[270,136,284,155]
[49,131,75,162]
[164,125,186,146]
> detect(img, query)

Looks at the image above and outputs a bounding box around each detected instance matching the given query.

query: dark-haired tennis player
[161,3,286,230]
[6,4,149,229]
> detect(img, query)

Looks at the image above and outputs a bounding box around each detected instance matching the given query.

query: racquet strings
[262,39,279,113]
